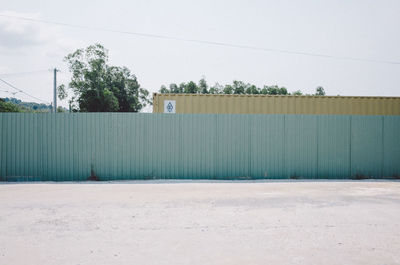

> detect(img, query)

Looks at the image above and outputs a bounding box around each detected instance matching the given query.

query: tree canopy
[0,98,22,112]
[315,86,326,96]
[59,44,151,112]
[158,79,326,96]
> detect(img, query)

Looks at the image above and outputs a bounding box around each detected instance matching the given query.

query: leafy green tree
[169,83,182,93]
[223,84,234,94]
[232,80,248,94]
[199,78,208,94]
[245,85,259,94]
[315,86,326,96]
[292,90,303,95]
[278,87,288,95]
[261,85,287,95]
[59,43,150,112]
[56,106,66,113]
[266,85,278,95]
[0,98,22,112]
[158,78,320,96]
[209,83,223,94]
[260,87,268,94]
[184,81,199,94]
[160,85,169,94]
[58,84,68,100]
[178,83,186,93]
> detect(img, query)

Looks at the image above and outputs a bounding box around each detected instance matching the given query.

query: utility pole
[53,68,58,113]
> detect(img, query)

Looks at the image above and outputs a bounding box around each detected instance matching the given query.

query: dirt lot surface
[0,180,399,265]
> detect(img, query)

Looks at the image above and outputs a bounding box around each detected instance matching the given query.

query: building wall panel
[153,94,400,115]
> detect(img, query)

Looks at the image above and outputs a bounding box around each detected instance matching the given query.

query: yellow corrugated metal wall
[153,94,400,115]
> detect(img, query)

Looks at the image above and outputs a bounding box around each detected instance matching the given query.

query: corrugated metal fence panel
[383,116,400,177]
[1,113,399,181]
[215,115,250,179]
[181,114,216,179]
[318,116,351,179]
[285,115,318,178]
[351,116,384,178]
[250,115,285,179]
[1,114,38,181]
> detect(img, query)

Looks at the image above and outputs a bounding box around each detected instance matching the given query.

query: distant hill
[0,97,68,113]
[3,97,52,112]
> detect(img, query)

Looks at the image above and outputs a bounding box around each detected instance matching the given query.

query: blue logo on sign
[167,102,173,112]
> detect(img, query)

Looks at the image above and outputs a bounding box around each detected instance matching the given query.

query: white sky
[0,0,399,111]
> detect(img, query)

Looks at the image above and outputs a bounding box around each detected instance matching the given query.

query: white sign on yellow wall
[164,100,176,113]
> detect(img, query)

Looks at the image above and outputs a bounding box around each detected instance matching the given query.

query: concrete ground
[0,180,399,265]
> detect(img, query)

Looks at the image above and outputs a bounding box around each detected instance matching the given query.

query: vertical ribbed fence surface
[317,116,351,178]
[250,115,285,179]
[0,113,399,181]
[383,116,400,177]
[351,116,384,177]
[285,115,318,178]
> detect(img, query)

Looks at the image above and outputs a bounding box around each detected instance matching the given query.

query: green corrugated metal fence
[0,113,399,181]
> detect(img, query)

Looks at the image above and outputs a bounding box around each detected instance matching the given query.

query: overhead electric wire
[0,13,399,65]
[0,89,18,95]
[0,77,50,104]
[0,89,13,94]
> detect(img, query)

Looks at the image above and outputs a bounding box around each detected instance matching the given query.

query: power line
[0,89,12,94]
[0,77,50,104]
[0,13,399,65]
[0,89,18,95]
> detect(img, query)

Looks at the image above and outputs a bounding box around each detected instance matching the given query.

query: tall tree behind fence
[0,113,399,181]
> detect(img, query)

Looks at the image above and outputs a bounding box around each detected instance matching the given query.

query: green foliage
[315,86,326,96]
[57,84,68,100]
[209,83,223,94]
[56,106,66,113]
[184,81,199,93]
[0,98,22,112]
[263,85,288,95]
[169,83,182,93]
[159,85,169,94]
[245,85,259,95]
[61,43,151,112]
[223,84,233,94]
[103,88,119,111]
[292,90,303,95]
[232,80,246,94]
[260,87,268,94]
[158,78,326,96]
[199,78,208,94]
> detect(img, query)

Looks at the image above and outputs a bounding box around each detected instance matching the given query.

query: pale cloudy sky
[0,0,399,111]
